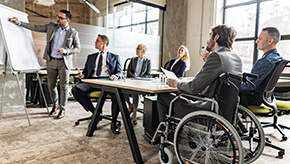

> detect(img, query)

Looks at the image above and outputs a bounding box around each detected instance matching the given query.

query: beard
[206,40,215,52]
[206,46,211,52]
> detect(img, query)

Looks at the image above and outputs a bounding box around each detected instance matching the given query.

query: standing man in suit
[9,10,81,119]
[157,24,242,122]
[71,34,122,134]
[126,44,151,124]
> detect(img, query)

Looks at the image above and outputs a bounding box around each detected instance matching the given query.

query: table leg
[114,88,143,164]
[86,88,108,136]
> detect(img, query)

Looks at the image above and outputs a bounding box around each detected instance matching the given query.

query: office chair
[74,88,121,127]
[123,58,131,71]
[164,60,170,70]
[240,59,290,141]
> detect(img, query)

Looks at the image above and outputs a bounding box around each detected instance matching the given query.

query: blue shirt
[134,57,144,77]
[240,48,283,92]
[50,26,68,58]
[215,46,224,52]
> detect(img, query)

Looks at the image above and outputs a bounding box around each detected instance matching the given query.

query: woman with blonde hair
[165,45,190,77]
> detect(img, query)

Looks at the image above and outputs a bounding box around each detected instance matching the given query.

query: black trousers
[71,82,119,122]
[157,92,189,122]
[157,92,212,122]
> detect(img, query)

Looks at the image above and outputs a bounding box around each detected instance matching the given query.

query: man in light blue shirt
[9,10,81,119]
[240,27,282,105]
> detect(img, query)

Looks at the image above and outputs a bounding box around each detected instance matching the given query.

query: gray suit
[126,56,151,108]
[127,56,151,78]
[20,22,81,110]
[157,47,242,121]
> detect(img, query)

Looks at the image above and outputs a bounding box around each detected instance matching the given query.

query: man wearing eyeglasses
[9,10,81,119]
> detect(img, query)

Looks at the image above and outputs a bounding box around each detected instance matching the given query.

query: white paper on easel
[160,67,180,81]
[0,4,40,72]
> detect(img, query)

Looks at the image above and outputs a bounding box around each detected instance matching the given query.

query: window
[108,3,159,35]
[224,0,290,72]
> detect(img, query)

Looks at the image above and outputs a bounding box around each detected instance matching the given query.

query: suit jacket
[166,58,186,78]
[177,47,242,96]
[127,56,151,78]
[82,51,122,79]
[20,22,81,69]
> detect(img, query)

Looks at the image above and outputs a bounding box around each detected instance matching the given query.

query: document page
[161,67,180,81]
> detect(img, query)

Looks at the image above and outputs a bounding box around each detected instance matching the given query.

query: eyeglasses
[57,15,67,20]
[136,47,143,50]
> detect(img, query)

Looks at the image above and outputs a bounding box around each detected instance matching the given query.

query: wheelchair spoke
[175,115,241,164]
[238,105,265,163]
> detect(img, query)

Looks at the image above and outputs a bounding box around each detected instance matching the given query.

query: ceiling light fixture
[33,0,55,6]
[83,0,100,14]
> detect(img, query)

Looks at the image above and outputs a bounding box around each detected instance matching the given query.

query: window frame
[223,0,290,65]
[116,5,159,35]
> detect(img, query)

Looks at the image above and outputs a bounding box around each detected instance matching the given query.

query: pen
[8,18,17,21]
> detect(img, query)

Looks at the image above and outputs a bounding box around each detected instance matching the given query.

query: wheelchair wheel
[158,147,174,164]
[174,111,244,164]
[238,105,265,164]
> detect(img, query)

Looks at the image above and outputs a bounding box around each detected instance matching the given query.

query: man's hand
[8,17,20,25]
[77,68,84,79]
[109,74,118,80]
[202,50,211,62]
[57,48,67,54]
[167,79,178,88]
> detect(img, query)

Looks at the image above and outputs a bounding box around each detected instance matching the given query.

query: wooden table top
[82,78,178,94]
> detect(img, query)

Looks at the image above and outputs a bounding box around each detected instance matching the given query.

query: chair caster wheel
[75,121,79,126]
[278,150,285,157]
[282,136,287,141]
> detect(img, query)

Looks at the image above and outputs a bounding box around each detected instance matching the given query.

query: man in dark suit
[126,44,151,124]
[9,10,81,119]
[157,25,243,122]
[71,34,122,134]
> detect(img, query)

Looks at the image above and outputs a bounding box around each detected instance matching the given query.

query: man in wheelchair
[157,24,243,123]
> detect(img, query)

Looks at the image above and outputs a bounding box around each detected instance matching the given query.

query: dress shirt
[51,26,68,58]
[215,46,224,52]
[240,48,283,92]
[92,51,109,78]
[134,57,144,77]
[170,58,181,71]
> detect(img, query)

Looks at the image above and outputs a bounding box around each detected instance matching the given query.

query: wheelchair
[151,73,265,164]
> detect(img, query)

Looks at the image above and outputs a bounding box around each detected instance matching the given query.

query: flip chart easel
[0,4,49,125]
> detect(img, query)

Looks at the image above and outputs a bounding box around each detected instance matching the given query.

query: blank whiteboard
[0,4,40,72]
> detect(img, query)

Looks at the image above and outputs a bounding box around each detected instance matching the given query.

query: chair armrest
[169,93,219,115]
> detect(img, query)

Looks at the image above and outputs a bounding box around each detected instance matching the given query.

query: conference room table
[82,78,178,164]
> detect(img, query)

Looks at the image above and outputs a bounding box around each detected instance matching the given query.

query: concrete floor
[0,99,290,164]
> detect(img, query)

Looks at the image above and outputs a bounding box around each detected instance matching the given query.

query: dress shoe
[111,122,120,134]
[49,105,59,116]
[57,109,65,119]
[132,119,138,125]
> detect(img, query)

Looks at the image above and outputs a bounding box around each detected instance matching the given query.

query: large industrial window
[107,3,159,36]
[223,0,290,72]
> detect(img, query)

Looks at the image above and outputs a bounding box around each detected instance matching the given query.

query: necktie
[96,52,104,76]
[135,59,142,77]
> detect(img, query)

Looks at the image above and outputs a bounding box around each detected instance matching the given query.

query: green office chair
[74,91,120,126]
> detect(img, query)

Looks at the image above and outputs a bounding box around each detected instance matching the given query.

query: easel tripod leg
[0,71,7,120]
[15,73,31,126]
